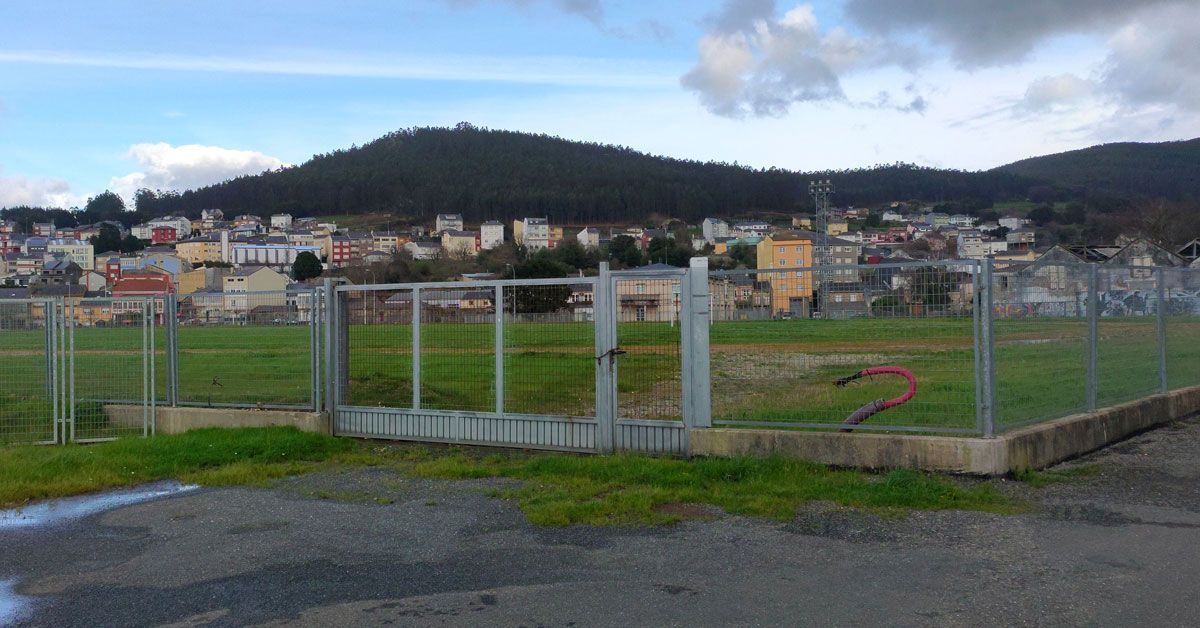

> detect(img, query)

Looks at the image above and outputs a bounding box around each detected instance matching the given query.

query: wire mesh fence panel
[175,289,315,407]
[502,282,596,417]
[344,287,413,408]
[68,298,152,440]
[0,300,55,444]
[709,263,977,432]
[614,276,683,421]
[1096,266,1161,407]
[419,287,495,413]
[1164,268,1200,391]
[992,262,1090,430]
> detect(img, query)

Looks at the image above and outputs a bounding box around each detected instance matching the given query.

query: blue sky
[1,0,1197,209]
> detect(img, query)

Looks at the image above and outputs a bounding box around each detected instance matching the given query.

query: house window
[835,295,844,303]
[636,284,645,294]
[779,260,787,267]
[778,247,785,254]
[636,306,646,321]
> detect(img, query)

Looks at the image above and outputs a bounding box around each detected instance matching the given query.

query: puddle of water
[0,578,33,625]
[0,481,199,530]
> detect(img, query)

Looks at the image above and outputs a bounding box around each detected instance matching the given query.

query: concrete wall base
[104,405,330,436]
[691,385,1200,475]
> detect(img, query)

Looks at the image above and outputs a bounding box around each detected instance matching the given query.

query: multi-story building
[176,232,226,265]
[577,227,600,249]
[151,225,178,245]
[441,230,480,258]
[756,232,815,317]
[435,214,463,234]
[328,234,355,267]
[702,218,730,244]
[480,221,504,250]
[403,241,442,260]
[270,213,293,230]
[232,241,322,269]
[32,222,55,237]
[1006,227,1036,251]
[372,231,400,253]
[46,240,95,270]
[514,217,549,250]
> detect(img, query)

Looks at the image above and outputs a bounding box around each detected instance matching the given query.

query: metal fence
[4,257,1200,449]
[171,289,321,410]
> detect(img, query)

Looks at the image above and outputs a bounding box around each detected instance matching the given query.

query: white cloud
[109,143,286,199]
[1101,3,1200,112]
[0,48,676,89]
[1015,73,1097,114]
[0,169,85,208]
[681,2,906,118]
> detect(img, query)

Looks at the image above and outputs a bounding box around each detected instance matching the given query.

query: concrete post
[412,286,422,410]
[495,284,504,415]
[323,279,335,421]
[593,262,614,453]
[685,257,712,430]
[979,259,996,437]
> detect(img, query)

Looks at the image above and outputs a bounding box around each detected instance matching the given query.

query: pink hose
[834,366,918,431]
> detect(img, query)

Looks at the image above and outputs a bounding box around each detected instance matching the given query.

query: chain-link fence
[708,262,979,433]
[174,289,320,409]
[0,299,56,445]
[613,275,683,421]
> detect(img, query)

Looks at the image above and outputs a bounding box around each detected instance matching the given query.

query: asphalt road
[4,418,1200,627]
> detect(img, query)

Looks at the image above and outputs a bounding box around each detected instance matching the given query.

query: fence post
[494,285,504,415]
[1157,267,1168,394]
[337,290,349,412]
[412,286,422,410]
[166,292,178,407]
[310,288,320,412]
[1086,264,1099,412]
[684,257,712,431]
[323,279,335,421]
[593,262,614,453]
[979,259,996,438]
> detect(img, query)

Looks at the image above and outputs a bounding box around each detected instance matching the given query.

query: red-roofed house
[112,276,173,323]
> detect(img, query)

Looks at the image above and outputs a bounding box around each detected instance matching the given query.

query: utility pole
[809,179,834,318]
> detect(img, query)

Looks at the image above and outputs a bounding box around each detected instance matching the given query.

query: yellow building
[756,232,815,317]
[176,236,225,264]
[827,220,849,236]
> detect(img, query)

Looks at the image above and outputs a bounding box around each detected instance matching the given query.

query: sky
[0,0,1198,209]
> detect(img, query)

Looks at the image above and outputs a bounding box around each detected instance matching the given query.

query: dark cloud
[843,0,1177,68]
[1100,3,1200,112]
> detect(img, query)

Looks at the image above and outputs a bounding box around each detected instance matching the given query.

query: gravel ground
[3,418,1200,627]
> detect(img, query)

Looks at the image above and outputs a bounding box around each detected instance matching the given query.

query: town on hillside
[2,205,1199,326]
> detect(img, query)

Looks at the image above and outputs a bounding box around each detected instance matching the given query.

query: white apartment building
[577,227,600,249]
[270,214,294,230]
[514,217,550,250]
[435,214,464,233]
[702,218,730,244]
[480,221,504,250]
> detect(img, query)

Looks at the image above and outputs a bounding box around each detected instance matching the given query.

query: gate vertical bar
[971,261,984,435]
[48,300,59,443]
[412,286,422,410]
[309,288,318,411]
[165,292,178,406]
[150,298,157,436]
[59,300,67,443]
[494,285,504,415]
[1086,264,1099,412]
[141,300,149,437]
[336,289,349,414]
[67,300,76,443]
[593,262,614,453]
[323,279,335,421]
[685,257,712,430]
[1156,267,1167,394]
[979,259,996,437]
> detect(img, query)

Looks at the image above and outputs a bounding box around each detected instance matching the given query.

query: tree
[1027,205,1058,226]
[120,234,145,253]
[82,191,126,223]
[88,223,124,254]
[606,235,644,268]
[292,251,323,280]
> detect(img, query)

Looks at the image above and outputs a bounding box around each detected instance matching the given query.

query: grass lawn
[3,315,1199,443]
[0,427,1022,525]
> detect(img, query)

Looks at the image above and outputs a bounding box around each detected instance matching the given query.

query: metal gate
[328,261,708,455]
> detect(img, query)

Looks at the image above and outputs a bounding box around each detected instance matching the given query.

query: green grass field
[3,315,1200,443]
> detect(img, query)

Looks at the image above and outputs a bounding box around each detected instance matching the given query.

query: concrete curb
[690,385,1200,475]
[104,405,330,436]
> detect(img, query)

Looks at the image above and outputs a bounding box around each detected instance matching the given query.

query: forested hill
[134,125,1037,222]
[994,138,1200,200]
